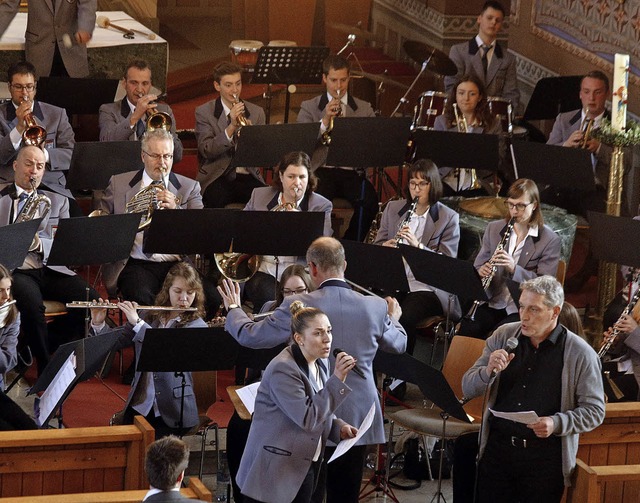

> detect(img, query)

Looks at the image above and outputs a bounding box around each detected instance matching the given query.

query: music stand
[523,76,583,122]
[588,212,640,268]
[137,327,240,430]
[412,130,501,172]
[325,117,412,240]
[252,46,330,123]
[0,218,42,270]
[144,209,324,256]
[511,140,595,191]
[340,240,410,293]
[36,77,120,116]
[230,123,320,168]
[47,214,140,267]
[67,141,143,191]
[30,330,121,427]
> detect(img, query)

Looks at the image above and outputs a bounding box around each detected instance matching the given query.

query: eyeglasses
[143,151,173,161]
[283,287,308,296]
[409,181,430,190]
[504,201,533,211]
[10,84,36,92]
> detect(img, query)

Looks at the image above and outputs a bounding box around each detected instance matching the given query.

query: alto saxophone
[465,217,516,321]
[15,177,52,251]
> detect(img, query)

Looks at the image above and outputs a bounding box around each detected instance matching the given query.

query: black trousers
[313,444,366,503]
[243,460,321,503]
[12,268,98,374]
[203,173,265,208]
[314,168,377,241]
[397,291,443,355]
[122,406,189,440]
[477,433,564,503]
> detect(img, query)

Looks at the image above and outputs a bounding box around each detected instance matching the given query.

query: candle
[612,53,629,131]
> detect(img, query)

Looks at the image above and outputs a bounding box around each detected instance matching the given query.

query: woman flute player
[90,262,207,438]
[458,178,561,339]
[243,151,332,312]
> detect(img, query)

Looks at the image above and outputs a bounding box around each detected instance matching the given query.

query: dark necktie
[481,45,490,76]
[135,118,146,139]
[12,192,29,223]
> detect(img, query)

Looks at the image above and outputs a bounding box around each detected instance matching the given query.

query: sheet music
[35,352,77,427]
[236,381,260,415]
[328,402,375,463]
[489,408,539,425]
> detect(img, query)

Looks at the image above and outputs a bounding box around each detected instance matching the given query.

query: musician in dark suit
[296,55,377,241]
[195,62,266,208]
[0,145,98,374]
[98,129,202,306]
[99,59,183,163]
[444,1,520,113]
[91,263,207,439]
[546,70,612,216]
[0,61,76,204]
[458,178,561,339]
[218,237,407,503]
[143,436,208,502]
[243,151,333,312]
[375,159,461,359]
[0,0,96,78]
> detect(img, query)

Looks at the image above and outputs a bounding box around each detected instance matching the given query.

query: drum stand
[391,58,430,118]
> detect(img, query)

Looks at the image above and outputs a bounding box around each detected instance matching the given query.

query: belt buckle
[510,436,527,448]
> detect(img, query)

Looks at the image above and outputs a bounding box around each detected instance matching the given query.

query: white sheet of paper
[236,381,260,415]
[489,408,539,425]
[328,402,375,463]
[35,353,76,426]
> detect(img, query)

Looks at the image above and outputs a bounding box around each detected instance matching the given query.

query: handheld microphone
[333,348,366,379]
[490,336,519,378]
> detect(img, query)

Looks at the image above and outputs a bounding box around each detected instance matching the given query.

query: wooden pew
[0,476,212,502]
[0,416,154,498]
[565,402,640,502]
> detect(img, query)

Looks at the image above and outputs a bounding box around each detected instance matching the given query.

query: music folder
[0,218,42,270]
[588,211,640,268]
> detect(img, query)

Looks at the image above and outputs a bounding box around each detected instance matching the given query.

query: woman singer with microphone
[434,75,503,196]
[243,151,332,312]
[458,178,561,339]
[90,262,207,439]
[236,301,358,503]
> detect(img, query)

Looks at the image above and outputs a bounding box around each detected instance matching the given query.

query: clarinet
[598,271,640,359]
[395,197,419,246]
[465,217,516,321]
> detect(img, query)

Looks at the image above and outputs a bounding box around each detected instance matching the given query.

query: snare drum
[413,91,447,129]
[229,40,264,73]
[487,96,513,135]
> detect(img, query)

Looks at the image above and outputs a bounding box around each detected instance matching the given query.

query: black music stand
[30,330,121,427]
[0,218,42,270]
[144,209,324,257]
[67,141,143,191]
[523,76,583,122]
[137,327,240,430]
[36,77,120,116]
[340,240,410,293]
[325,117,412,240]
[588,212,640,268]
[412,129,501,172]
[511,140,595,191]
[252,46,330,123]
[230,123,320,168]
[47,214,140,267]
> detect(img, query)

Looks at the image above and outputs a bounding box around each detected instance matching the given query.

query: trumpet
[321,89,342,145]
[21,97,47,147]
[452,104,481,190]
[232,93,248,131]
[465,217,516,321]
[395,197,419,246]
[580,113,594,149]
[66,301,197,312]
[146,93,172,132]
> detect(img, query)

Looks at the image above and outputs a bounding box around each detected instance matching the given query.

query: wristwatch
[228,303,240,310]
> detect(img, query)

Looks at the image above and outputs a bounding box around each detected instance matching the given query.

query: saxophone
[15,177,52,251]
[465,217,516,321]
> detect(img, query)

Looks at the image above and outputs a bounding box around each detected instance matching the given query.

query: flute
[0,300,16,312]
[66,301,197,312]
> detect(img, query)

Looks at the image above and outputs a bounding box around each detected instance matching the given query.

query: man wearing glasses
[0,61,76,211]
[97,129,203,306]
[457,178,561,339]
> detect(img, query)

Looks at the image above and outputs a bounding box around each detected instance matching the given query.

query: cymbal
[459,197,509,220]
[403,40,457,76]
[327,21,386,45]
[351,69,409,90]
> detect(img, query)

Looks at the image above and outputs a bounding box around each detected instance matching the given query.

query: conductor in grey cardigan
[462,275,604,502]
